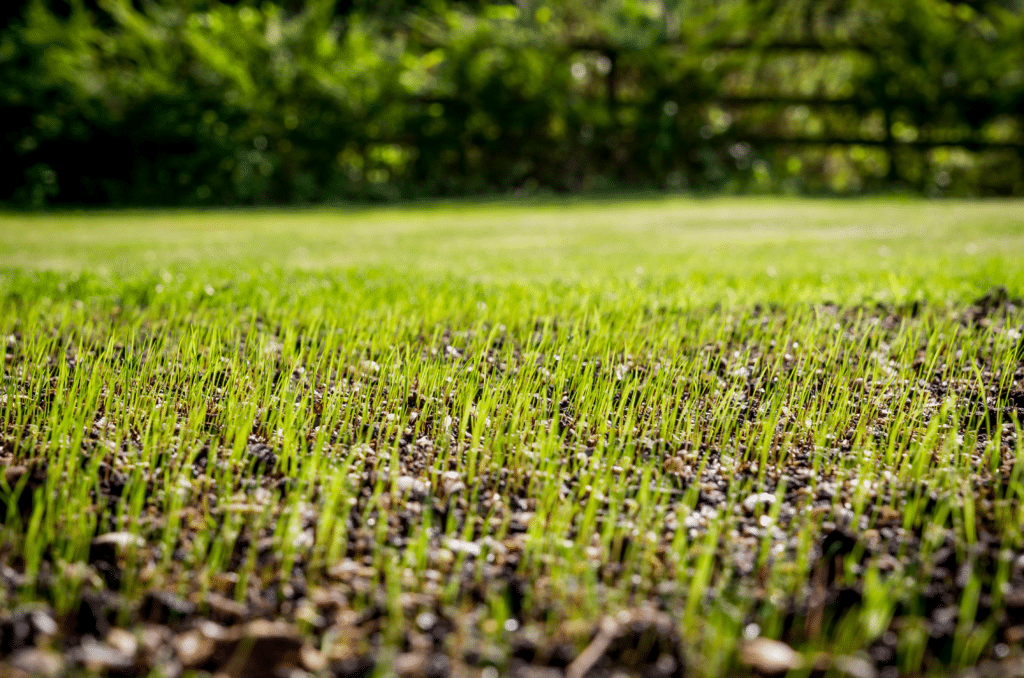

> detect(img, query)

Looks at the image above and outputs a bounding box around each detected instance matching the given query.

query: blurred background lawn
[3,199,1023,308]
[2,0,1022,209]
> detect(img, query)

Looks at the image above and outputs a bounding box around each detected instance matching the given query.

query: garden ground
[1,198,1024,677]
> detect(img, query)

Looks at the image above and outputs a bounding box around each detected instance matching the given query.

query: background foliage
[2,0,1023,207]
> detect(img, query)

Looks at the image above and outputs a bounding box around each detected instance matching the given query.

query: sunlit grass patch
[1,198,1023,677]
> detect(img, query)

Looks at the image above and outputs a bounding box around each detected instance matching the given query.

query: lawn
[1,198,1023,677]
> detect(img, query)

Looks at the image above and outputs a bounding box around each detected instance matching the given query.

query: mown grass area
[1,198,1024,678]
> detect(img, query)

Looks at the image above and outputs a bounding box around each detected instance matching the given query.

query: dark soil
[1,295,1023,677]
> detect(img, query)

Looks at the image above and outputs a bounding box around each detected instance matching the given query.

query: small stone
[443,538,482,557]
[834,654,877,678]
[655,654,678,675]
[431,549,455,566]
[743,493,776,513]
[327,559,359,579]
[394,652,426,677]
[875,506,901,524]
[663,457,686,475]
[394,475,427,497]
[30,609,58,636]
[7,648,63,677]
[740,638,803,674]
[92,531,145,549]
[416,611,437,631]
[247,618,301,641]
[72,637,134,670]
[246,443,277,474]
[205,592,248,623]
[301,643,328,671]
[3,465,28,485]
[440,471,465,495]
[173,630,215,667]
[1004,587,1024,609]
[1,565,26,588]
[198,619,239,642]
[106,628,139,658]
[1006,625,1024,644]
[140,623,172,655]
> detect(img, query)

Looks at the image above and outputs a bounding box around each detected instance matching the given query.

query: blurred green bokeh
[2,0,1022,207]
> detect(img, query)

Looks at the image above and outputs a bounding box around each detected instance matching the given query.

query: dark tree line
[2,0,1022,207]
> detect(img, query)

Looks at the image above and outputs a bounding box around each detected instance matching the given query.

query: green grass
[1,197,1023,677]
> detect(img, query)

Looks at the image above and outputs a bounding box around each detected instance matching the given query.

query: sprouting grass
[1,197,1023,677]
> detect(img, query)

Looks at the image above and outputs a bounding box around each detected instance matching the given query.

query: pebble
[3,465,28,485]
[106,628,138,658]
[444,538,482,557]
[1006,625,1024,643]
[1004,587,1024,609]
[301,643,328,671]
[416,611,437,630]
[394,652,426,677]
[92,531,145,549]
[205,591,248,622]
[834,654,877,678]
[30,609,58,636]
[6,648,63,677]
[173,629,215,667]
[740,637,803,674]
[394,475,427,496]
[246,618,301,641]
[441,473,466,495]
[198,620,238,641]
[743,492,776,513]
[72,637,134,670]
